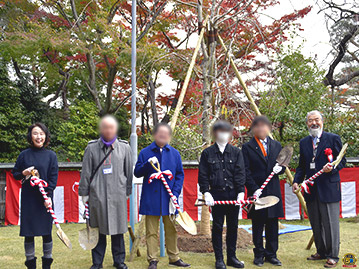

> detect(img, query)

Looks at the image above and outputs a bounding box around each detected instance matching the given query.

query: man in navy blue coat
[242,116,285,267]
[134,123,190,269]
[293,110,346,268]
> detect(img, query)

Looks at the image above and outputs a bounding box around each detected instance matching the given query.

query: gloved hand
[273,163,283,174]
[237,192,245,204]
[148,156,159,165]
[169,200,176,215]
[81,195,89,206]
[204,192,214,206]
[253,189,262,199]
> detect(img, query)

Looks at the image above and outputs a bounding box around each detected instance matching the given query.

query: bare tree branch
[70,0,80,28]
[137,1,167,42]
[324,25,359,86]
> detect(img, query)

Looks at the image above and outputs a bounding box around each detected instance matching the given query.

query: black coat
[198,143,246,200]
[293,132,346,203]
[242,137,285,219]
[12,147,58,236]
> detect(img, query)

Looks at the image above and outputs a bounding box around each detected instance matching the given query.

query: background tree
[0,61,32,162]
[260,47,359,161]
[319,0,359,88]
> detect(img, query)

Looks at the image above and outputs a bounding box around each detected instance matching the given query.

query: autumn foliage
[0,0,310,133]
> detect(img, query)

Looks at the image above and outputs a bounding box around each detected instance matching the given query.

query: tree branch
[324,25,359,86]
[12,59,23,79]
[70,0,80,28]
[86,51,103,112]
[137,1,167,42]
[148,79,159,126]
[108,0,122,24]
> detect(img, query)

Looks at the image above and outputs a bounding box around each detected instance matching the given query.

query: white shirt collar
[216,141,228,153]
[260,137,268,143]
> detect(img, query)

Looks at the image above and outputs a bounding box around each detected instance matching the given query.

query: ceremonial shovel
[29,170,72,249]
[297,143,348,194]
[194,196,280,210]
[78,202,99,250]
[239,145,293,213]
[255,145,294,198]
[150,161,197,235]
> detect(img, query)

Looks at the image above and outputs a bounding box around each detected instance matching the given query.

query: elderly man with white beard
[292,110,346,268]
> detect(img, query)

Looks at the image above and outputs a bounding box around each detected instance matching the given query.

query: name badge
[310,162,315,170]
[103,164,113,174]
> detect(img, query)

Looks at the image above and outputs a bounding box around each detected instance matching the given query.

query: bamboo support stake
[218,35,314,248]
[170,15,209,130]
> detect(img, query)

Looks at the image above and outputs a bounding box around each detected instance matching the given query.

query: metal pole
[160,216,165,257]
[129,0,137,251]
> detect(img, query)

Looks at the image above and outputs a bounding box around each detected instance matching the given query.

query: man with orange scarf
[242,116,285,267]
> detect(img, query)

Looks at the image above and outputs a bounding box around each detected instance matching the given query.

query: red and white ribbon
[149,169,180,210]
[301,163,332,194]
[84,202,89,219]
[30,176,60,228]
[148,170,173,184]
[213,199,254,206]
[254,171,276,199]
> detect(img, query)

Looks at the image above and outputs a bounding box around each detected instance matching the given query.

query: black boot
[215,259,227,269]
[227,256,244,268]
[42,257,53,269]
[25,257,37,269]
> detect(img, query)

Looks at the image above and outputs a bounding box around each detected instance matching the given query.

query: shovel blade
[78,226,99,250]
[254,196,280,210]
[276,146,293,167]
[56,228,72,249]
[176,211,197,235]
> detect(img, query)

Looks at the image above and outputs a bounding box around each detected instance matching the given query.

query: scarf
[254,136,267,157]
[101,136,117,147]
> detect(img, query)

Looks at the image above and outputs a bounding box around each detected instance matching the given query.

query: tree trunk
[86,51,103,114]
[148,80,159,126]
[199,40,217,235]
[198,2,214,236]
[162,82,181,123]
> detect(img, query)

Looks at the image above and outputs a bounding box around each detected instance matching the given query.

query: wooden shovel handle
[194,199,206,207]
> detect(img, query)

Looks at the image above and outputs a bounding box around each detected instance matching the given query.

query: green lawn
[0,219,358,269]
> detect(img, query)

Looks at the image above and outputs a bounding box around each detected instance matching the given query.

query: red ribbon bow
[301,180,315,194]
[30,176,48,188]
[324,148,334,162]
[148,170,174,184]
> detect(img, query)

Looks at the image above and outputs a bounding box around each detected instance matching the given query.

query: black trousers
[92,233,126,267]
[252,217,278,259]
[212,204,239,260]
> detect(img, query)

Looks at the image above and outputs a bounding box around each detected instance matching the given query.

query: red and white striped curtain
[5,168,359,225]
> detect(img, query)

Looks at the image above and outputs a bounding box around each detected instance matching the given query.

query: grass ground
[0,219,358,269]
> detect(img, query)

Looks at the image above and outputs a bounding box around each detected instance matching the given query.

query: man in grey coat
[79,115,133,269]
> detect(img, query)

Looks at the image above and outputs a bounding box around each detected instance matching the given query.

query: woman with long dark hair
[12,123,58,269]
